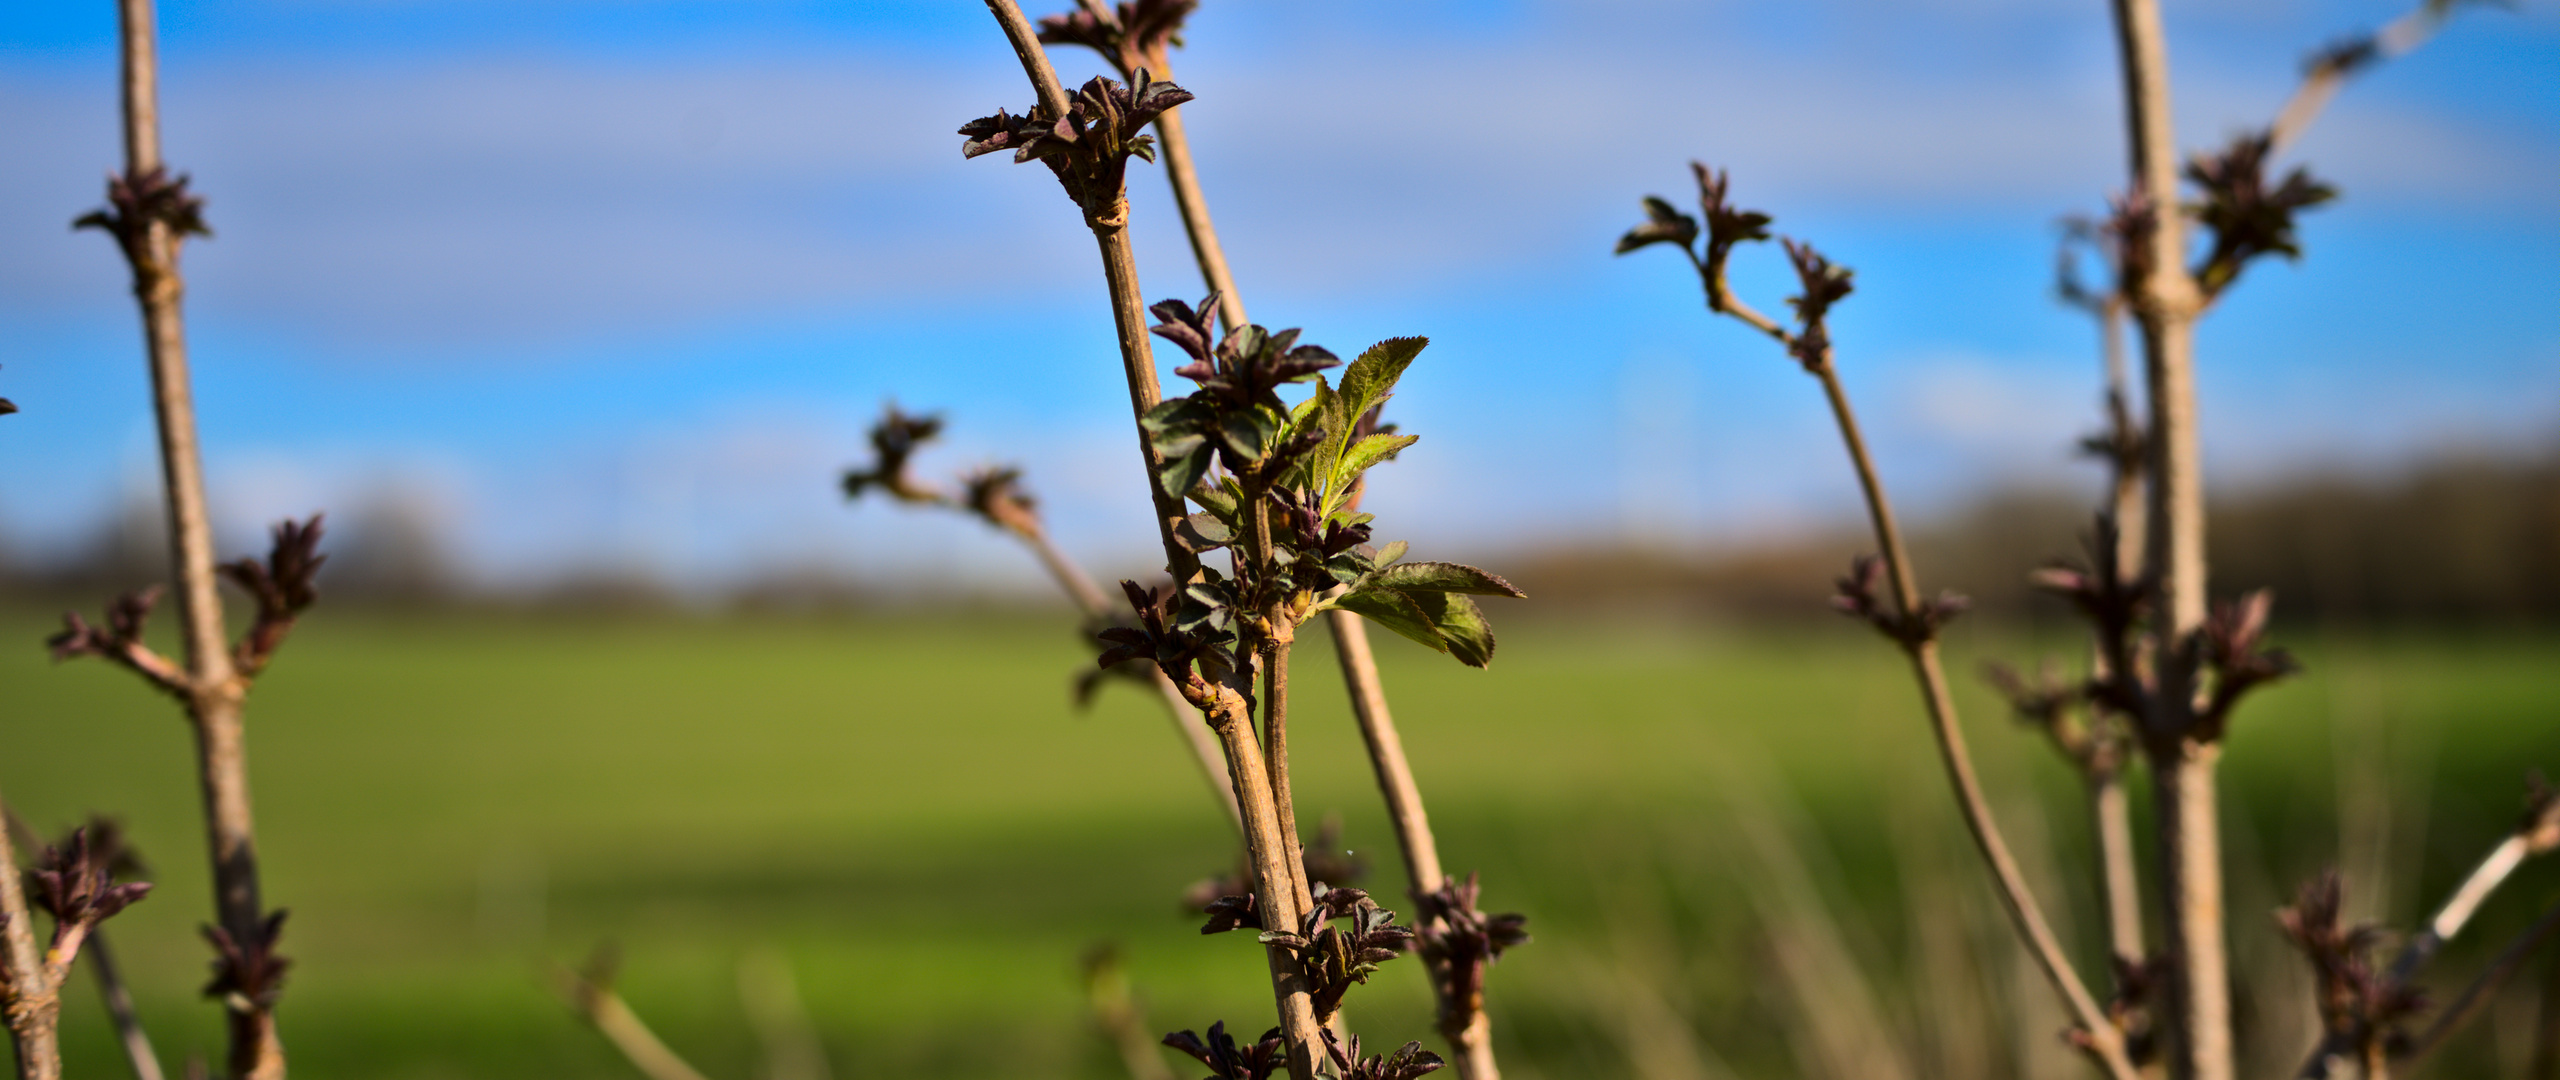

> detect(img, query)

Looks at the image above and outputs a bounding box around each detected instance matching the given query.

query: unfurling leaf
[1333,432,1419,489]
[1614,195,1699,255]
[1371,561,1525,598]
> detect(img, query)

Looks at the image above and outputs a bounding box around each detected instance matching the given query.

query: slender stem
[982,0,1069,120]
[1802,360,2142,1080]
[1328,612,1498,1080]
[1199,686,1325,1080]
[112,4,285,1077]
[2154,745,2230,1080]
[2392,833,2532,985]
[1002,513,1240,832]
[2531,945,2559,1080]
[0,793,61,1080]
[1092,221,1203,583]
[1240,486,1313,916]
[975,6,1315,1069]
[1262,623,1313,914]
[86,934,167,1080]
[2401,898,2560,1065]
[1150,103,1247,335]
[2091,301,2147,972]
[1011,516,1115,616]
[2093,771,2145,967]
[2269,0,2461,155]
[1127,46,1500,1068]
[556,968,716,1080]
[2106,3,2227,1076]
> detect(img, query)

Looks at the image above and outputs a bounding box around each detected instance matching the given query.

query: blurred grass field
[1,603,2553,1079]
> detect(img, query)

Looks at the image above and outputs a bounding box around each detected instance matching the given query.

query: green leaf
[1173,512,1234,553]
[1333,585,1447,656]
[1410,590,1497,668]
[1186,476,1237,519]
[1372,540,1408,567]
[1308,337,1428,512]
[1216,405,1282,463]
[1373,561,1525,597]
[1338,337,1428,422]
[1151,428,1206,461]
[1141,396,1207,433]
[1333,432,1419,490]
[1159,445,1213,499]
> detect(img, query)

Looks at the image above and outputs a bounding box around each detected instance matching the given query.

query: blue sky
[2,0,2554,591]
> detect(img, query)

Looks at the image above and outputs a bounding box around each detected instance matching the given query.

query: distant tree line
[1509,444,2560,627]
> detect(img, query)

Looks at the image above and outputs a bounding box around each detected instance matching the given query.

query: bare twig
[1040,9,1505,1063]
[2296,778,2560,1077]
[86,934,167,1080]
[0,795,62,1080]
[556,949,718,1080]
[77,5,293,1077]
[2104,3,2232,1075]
[975,5,1319,1070]
[1620,173,2139,1080]
[2402,898,2560,1065]
[737,949,831,1080]
[2271,0,2482,154]
[845,431,1242,832]
[1084,947,1178,1080]
[2392,779,2560,986]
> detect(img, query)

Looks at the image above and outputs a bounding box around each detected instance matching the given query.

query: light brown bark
[1129,45,1499,1071]
[1199,686,1325,1080]
[557,967,715,1080]
[1814,352,2140,1080]
[2104,3,2228,1076]
[0,793,60,1080]
[2093,773,2144,968]
[978,7,1320,1069]
[113,3,287,1077]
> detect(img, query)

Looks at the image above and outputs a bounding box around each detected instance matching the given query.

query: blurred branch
[2296,776,2560,1077]
[86,934,167,1080]
[1083,947,1177,1080]
[738,949,831,1080]
[842,409,1241,834]
[556,948,717,1080]
[2270,0,2491,154]
[1617,165,2140,1080]
[2401,897,2560,1066]
[0,793,63,1080]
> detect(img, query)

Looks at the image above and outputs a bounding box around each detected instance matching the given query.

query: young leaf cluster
[1413,872,1531,1025]
[1255,885,1417,1021]
[1036,0,1198,81]
[2185,131,2336,298]
[1133,302,1523,669]
[960,71,1193,225]
[1163,1021,1289,1080]
[1323,1034,1448,1080]
[74,166,212,272]
[2031,514,2300,749]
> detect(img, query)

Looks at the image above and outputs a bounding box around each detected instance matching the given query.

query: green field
[1,605,2553,1078]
